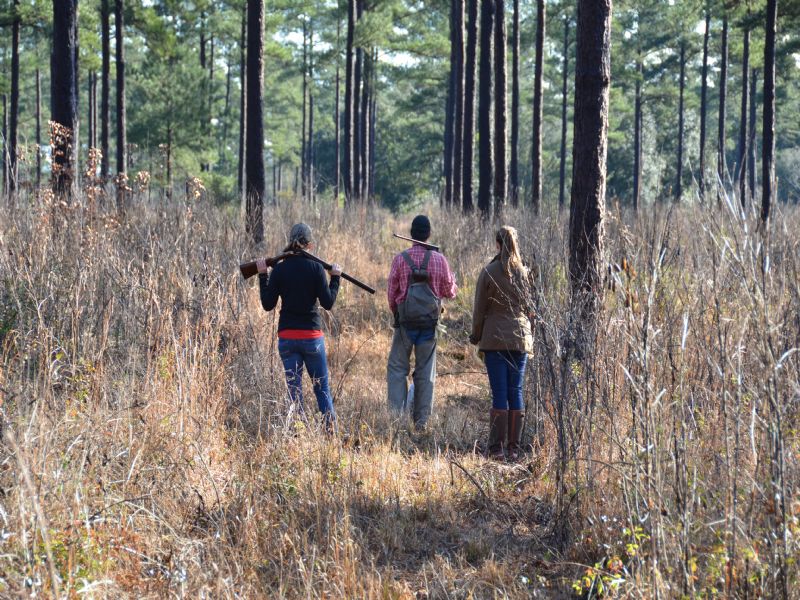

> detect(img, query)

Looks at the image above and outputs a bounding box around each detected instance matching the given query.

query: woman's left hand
[330,263,343,276]
[256,258,269,273]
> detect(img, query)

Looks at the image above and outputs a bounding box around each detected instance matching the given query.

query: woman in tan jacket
[469,226,534,460]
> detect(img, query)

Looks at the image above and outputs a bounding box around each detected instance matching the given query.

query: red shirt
[387,244,458,313]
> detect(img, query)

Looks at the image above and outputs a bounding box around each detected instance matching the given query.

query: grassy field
[1,188,799,598]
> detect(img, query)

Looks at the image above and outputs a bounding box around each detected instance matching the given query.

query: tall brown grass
[1,188,798,598]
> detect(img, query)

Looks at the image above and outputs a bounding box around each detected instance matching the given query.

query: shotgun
[239,249,376,295]
[392,233,440,252]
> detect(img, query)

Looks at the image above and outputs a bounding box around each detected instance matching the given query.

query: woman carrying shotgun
[256,223,342,431]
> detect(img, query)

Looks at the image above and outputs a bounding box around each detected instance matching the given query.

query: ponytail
[496,226,527,280]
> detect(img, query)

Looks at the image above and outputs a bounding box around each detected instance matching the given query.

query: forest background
[3,0,800,598]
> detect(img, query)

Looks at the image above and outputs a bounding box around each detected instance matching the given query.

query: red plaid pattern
[388,245,458,313]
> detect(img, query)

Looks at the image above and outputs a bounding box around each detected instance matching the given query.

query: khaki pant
[387,326,437,427]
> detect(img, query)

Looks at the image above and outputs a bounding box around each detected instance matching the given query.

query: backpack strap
[420,250,432,271]
[400,250,418,271]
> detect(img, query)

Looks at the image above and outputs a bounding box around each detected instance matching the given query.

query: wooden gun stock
[239,250,376,295]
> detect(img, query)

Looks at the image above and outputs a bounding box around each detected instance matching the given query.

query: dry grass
[1,189,799,598]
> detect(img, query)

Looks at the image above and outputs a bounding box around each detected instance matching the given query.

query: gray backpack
[397,250,441,329]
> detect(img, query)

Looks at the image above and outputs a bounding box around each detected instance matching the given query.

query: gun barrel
[392,233,440,252]
[239,251,376,295]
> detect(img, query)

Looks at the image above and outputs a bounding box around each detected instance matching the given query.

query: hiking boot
[507,410,524,461]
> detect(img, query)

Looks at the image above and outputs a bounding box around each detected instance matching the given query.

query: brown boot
[488,409,508,460]
[507,410,524,461]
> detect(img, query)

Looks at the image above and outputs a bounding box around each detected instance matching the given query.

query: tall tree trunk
[52,0,79,196]
[309,93,315,204]
[360,49,371,203]
[559,15,570,211]
[531,0,545,212]
[238,5,246,200]
[301,21,308,201]
[509,0,519,206]
[246,0,265,243]
[444,0,457,207]
[115,0,127,176]
[88,72,94,151]
[36,68,41,188]
[2,95,7,198]
[369,72,377,201]
[761,0,776,223]
[101,0,111,177]
[9,0,20,197]
[334,17,341,204]
[452,0,465,209]
[569,0,611,317]
[222,55,232,161]
[493,0,507,216]
[717,14,728,190]
[737,25,749,206]
[344,0,356,204]
[353,2,364,202]
[699,7,710,201]
[748,68,757,203]
[633,52,642,210]
[675,40,685,201]
[478,0,494,216]
[462,0,478,213]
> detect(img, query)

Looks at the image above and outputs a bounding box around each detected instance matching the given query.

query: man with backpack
[387,215,458,430]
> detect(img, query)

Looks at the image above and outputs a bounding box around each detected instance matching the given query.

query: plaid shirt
[388,244,458,313]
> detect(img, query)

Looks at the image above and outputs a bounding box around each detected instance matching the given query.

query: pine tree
[569,0,611,322]
[530,0,545,212]
[52,0,79,196]
[246,0,265,243]
[761,0,776,223]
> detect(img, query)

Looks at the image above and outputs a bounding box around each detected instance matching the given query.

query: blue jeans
[278,337,335,423]
[484,350,527,410]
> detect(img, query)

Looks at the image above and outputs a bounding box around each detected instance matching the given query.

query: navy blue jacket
[259,254,340,331]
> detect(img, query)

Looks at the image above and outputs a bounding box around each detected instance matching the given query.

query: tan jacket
[469,257,534,353]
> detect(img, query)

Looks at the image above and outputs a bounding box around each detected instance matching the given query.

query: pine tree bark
[493,0,507,216]
[9,0,20,197]
[633,53,642,210]
[301,21,308,201]
[101,0,111,177]
[569,0,611,317]
[452,0,465,209]
[761,0,776,223]
[52,0,79,196]
[88,73,94,151]
[478,0,494,216]
[531,0,545,212]
[2,95,7,197]
[748,68,757,203]
[334,17,341,204]
[559,15,569,211]
[737,26,749,207]
[238,5,246,200]
[354,1,364,203]
[675,40,685,201]
[309,93,315,204]
[344,0,356,203]
[717,14,728,189]
[462,0,478,213]
[509,0,519,206]
[36,68,42,188]
[246,0,265,243]
[115,0,127,176]
[444,0,457,206]
[699,8,710,200]
[360,49,371,203]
